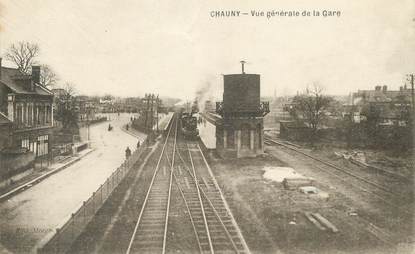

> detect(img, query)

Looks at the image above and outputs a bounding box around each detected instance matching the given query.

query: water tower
[215,61,269,158]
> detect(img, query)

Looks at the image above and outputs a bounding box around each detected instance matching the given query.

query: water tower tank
[223,74,260,115]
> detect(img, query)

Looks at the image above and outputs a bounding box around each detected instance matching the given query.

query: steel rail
[162,115,178,254]
[125,115,176,254]
[195,144,251,254]
[164,148,204,254]
[187,143,215,254]
[177,145,242,253]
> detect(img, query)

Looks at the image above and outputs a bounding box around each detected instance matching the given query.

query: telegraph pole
[408,74,415,114]
[150,94,154,132]
[143,94,150,132]
[156,94,159,133]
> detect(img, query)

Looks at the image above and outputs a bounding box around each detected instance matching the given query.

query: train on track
[180,112,199,139]
[179,101,200,139]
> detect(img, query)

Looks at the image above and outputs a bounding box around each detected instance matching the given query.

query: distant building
[352,85,412,105]
[75,96,97,122]
[0,60,54,158]
[98,98,115,113]
[351,85,412,126]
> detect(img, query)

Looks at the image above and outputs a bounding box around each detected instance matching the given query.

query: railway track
[126,115,177,254]
[264,137,412,215]
[126,115,250,253]
[173,142,250,253]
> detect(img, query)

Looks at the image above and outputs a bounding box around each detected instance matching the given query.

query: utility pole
[150,94,154,132]
[87,107,90,147]
[156,94,159,133]
[143,94,150,132]
[408,74,415,114]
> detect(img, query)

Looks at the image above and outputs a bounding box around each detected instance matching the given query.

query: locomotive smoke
[195,80,213,112]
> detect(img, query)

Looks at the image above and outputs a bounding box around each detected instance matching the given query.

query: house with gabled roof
[0,58,54,160]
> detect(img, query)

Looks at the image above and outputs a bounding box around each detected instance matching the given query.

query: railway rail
[126,115,177,254]
[126,114,250,254]
[173,141,250,253]
[264,137,412,215]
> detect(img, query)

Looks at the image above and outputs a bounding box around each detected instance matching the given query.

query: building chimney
[32,65,41,84]
[382,85,387,92]
[375,85,381,91]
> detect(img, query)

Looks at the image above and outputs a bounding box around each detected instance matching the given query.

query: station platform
[198,113,217,150]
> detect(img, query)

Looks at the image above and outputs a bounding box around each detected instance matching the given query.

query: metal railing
[215,101,270,117]
[37,137,148,254]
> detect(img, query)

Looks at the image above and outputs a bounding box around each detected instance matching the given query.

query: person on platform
[125,146,131,159]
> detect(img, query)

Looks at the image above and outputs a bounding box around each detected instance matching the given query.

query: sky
[0,0,414,100]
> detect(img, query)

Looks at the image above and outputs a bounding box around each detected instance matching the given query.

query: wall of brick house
[0,124,12,151]
[0,151,35,181]
[11,127,53,158]
[0,84,10,115]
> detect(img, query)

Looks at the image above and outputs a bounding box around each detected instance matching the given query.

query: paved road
[0,113,142,253]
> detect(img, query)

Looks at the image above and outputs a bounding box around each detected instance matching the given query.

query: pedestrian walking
[137,141,140,149]
[125,146,131,159]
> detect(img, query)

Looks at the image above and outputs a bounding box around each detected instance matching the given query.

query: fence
[37,137,148,253]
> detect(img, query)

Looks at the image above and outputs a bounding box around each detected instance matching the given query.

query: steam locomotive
[180,102,199,139]
[180,112,199,139]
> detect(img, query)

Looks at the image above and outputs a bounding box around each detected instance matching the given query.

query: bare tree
[40,64,59,88]
[55,83,78,129]
[289,84,333,143]
[4,41,40,74]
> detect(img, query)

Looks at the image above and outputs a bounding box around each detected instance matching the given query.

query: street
[0,113,142,253]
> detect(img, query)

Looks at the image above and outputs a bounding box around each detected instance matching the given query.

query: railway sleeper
[134,231,163,237]
[136,228,165,233]
[204,210,228,215]
[138,225,165,231]
[199,235,230,242]
[143,209,167,213]
[141,213,166,218]
[146,201,168,205]
[132,241,163,248]
[135,235,164,241]
[146,202,168,206]
[208,229,238,236]
[139,221,165,226]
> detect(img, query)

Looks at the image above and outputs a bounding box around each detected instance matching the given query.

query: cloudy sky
[0,0,414,99]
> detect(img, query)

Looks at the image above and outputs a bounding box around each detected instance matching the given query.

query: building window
[21,138,30,150]
[16,104,23,126]
[45,105,50,123]
[36,106,40,125]
[28,104,33,126]
[37,135,49,156]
